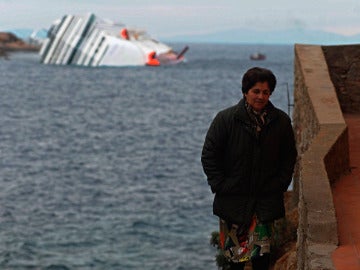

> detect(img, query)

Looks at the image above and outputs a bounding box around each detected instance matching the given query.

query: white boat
[40,13,188,67]
[250,52,266,61]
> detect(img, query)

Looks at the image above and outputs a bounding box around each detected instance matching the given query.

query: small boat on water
[40,13,188,67]
[250,52,266,61]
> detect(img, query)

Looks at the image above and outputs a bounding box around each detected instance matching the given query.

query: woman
[201,67,297,270]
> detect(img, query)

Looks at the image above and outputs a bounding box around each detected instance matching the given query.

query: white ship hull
[40,13,188,67]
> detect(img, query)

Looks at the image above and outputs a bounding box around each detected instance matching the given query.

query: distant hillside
[6,27,360,45]
[166,28,360,45]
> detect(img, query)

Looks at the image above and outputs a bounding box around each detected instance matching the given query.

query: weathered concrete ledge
[293,44,349,269]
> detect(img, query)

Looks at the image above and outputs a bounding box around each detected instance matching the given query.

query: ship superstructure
[40,13,188,67]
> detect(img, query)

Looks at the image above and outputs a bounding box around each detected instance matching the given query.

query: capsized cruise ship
[40,13,189,67]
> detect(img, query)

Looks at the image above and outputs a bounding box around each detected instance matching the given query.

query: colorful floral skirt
[219,217,272,263]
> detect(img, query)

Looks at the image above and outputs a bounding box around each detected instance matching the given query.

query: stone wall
[293,44,349,269]
[322,45,360,113]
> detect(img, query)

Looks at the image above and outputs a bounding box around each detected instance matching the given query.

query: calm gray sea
[0,43,294,270]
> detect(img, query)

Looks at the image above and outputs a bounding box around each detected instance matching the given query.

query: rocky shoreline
[0,32,40,58]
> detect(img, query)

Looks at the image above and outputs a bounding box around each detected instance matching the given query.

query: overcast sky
[1,0,360,38]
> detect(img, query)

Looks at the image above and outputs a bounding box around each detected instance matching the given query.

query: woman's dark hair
[241,67,277,94]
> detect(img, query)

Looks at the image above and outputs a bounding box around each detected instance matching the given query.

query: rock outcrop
[271,191,298,269]
[0,32,40,58]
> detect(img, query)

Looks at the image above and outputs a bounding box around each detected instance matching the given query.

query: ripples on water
[0,43,294,269]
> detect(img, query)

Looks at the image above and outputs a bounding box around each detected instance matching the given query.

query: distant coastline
[0,32,40,58]
[165,27,360,45]
[5,26,360,46]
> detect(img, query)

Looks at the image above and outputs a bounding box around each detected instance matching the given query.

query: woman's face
[244,81,271,112]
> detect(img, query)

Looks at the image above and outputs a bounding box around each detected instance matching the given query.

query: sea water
[0,43,294,270]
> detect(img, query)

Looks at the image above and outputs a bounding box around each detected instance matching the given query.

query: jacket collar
[234,98,278,124]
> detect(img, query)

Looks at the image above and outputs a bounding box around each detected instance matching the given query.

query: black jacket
[201,99,297,225]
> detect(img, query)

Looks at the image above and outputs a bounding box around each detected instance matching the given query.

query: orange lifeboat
[146,51,160,66]
[120,28,129,40]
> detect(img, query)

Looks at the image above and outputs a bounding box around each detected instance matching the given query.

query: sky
[1,0,360,39]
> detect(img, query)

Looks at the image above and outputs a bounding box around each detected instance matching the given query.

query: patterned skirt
[219,216,272,263]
